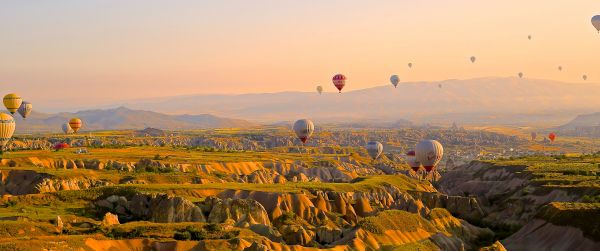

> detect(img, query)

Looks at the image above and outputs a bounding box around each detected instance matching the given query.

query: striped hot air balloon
[366,141,383,160]
[293,119,314,144]
[416,140,444,172]
[69,118,82,133]
[0,113,16,152]
[3,94,22,115]
[332,74,346,93]
[18,101,32,119]
[406,150,421,172]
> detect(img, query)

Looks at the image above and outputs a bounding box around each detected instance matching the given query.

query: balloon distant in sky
[293,119,314,144]
[390,75,400,88]
[518,72,523,78]
[316,86,323,95]
[583,75,588,81]
[3,94,22,115]
[366,141,383,160]
[470,56,476,63]
[408,63,413,68]
[18,101,32,119]
[558,66,562,71]
[528,35,532,40]
[332,74,346,93]
[592,15,600,33]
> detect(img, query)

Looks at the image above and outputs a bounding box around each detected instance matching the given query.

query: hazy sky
[1,0,599,111]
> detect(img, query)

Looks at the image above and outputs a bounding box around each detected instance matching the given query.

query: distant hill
[14,107,256,133]
[119,77,600,126]
[557,112,600,137]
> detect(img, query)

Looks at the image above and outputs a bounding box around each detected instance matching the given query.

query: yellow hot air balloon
[0,113,16,153]
[69,118,83,133]
[3,94,23,115]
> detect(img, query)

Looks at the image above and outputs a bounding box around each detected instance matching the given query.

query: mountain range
[14,107,256,133]
[111,77,600,126]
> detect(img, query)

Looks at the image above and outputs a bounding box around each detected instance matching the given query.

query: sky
[0,0,599,112]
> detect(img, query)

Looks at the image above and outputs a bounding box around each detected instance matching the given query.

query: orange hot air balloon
[548,133,556,143]
[69,118,82,133]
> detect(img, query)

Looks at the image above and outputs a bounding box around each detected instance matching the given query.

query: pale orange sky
[0,0,599,111]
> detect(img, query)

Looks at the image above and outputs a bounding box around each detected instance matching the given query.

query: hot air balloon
[438,84,442,89]
[293,119,314,144]
[548,133,556,143]
[366,141,383,160]
[69,118,82,133]
[316,86,323,95]
[332,74,346,93]
[558,66,563,71]
[583,75,588,81]
[416,140,443,172]
[408,63,413,68]
[528,35,532,40]
[0,113,16,153]
[390,75,400,88]
[518,72,523,78]
[592,15,600,33]
[3,94,22,115]
[17,101,32,119]
[531,132,537,141]
[470,56,476,63]
[53,142,70,151]
[62,123,74,134]
[406,150,421,172]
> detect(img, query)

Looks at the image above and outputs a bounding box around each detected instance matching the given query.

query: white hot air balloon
[390,75,400,88]
[316,86,323,95]
[62,123,74,134]
[293,119,314,144]
[366,141,383,160]
[592,15,600,33]
[415,140,444,172]
[18,101,32,119]
[406,150,421,172]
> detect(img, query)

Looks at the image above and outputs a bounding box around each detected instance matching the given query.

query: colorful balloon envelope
[18,101,32,119]
[548,133,556,142]
[0,113,16,150]
[3,94,22,115]
[332,74,346,93]
[69,118,83,133]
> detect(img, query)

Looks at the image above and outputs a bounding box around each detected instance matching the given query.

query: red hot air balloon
[332,74,346,93]
[53,143,70,151]
[548,133,556,143]
[406,150,421,172]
